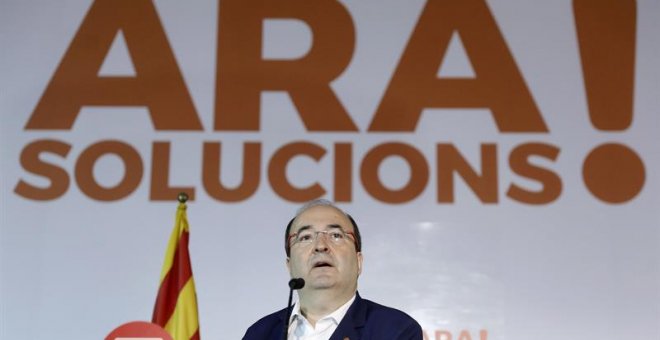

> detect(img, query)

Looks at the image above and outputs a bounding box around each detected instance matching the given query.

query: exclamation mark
[574,0,645,203]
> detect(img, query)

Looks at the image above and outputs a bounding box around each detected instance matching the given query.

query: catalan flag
[152,196,201,340]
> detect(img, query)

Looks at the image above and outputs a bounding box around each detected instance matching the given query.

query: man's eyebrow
[293,224,343,233]
[292,225,312,234]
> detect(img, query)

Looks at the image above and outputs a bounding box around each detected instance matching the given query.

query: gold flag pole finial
[177,192,189,203]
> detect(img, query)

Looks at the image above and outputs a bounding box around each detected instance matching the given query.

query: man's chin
[306,277,336,289]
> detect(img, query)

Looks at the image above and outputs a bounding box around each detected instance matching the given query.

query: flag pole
[152,191,201,340]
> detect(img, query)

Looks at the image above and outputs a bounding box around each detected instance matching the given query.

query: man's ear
[286,257,291,273]
[356,252,363,276]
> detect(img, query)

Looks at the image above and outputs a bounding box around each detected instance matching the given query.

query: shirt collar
[289,293,357,326]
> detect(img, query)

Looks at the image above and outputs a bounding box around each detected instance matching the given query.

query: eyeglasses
[288,229,356,247]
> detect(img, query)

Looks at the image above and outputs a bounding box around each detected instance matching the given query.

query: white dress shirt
[287,294,357,340]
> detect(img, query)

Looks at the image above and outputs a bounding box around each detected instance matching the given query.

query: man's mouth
[312,261,333,268]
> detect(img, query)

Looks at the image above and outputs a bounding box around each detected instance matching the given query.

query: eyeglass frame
[288,227,357,248]
[285,214,362,257]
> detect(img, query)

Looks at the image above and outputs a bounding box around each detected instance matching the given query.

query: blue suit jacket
[242,292,423,340]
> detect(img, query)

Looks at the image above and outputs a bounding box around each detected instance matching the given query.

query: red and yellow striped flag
[152,197,201,340]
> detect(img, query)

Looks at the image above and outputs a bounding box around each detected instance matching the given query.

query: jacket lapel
[275,306,292,340]
[329,292,367,340]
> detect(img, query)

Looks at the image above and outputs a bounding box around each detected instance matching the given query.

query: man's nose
[314,233,330,252]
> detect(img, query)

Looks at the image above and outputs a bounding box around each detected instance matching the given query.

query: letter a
[369,0,547,133]
[26,0,202,130]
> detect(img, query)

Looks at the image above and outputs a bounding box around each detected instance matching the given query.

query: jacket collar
[329,291,365,340]
[278,292,366,340]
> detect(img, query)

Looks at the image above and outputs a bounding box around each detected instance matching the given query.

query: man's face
[286,205,363,293]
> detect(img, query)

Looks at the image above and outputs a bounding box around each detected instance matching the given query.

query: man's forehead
[292,206,352,230]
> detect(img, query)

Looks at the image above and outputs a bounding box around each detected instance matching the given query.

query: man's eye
[330,232,344,240]
[298,234,313,242]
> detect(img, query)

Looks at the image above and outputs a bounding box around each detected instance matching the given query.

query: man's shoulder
[358,297,418,323]
[350,295,423,338]
[242,307,287,339]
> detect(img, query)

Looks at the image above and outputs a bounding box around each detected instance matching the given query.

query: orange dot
[582,143,645,203]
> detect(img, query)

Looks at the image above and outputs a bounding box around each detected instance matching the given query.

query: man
[243,199,423,340]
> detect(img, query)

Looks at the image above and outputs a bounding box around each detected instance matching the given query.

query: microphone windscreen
[288,278,305,290]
